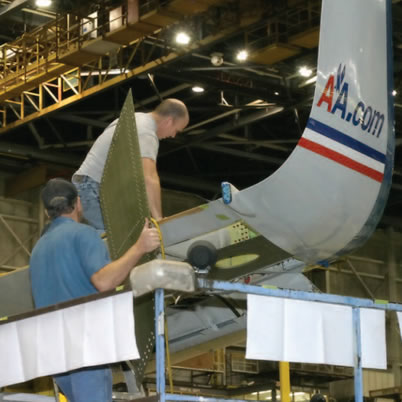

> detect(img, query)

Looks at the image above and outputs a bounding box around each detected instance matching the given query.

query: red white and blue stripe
[298,118,386,183]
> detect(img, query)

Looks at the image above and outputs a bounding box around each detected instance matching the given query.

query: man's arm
[91,219,160,292]
[142,157,162,220]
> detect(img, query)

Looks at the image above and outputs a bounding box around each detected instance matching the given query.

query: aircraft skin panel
[230,0,393,263]
[160,200,241,247]
[231,146,381,263]
[336,0,395,257]
[161,0,394,264]
[100,90,157,386]
[100,90,151,260]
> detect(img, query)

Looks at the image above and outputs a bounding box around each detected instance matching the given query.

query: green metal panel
[209,235,291,281]
[100,89,156,386]
[100,90,150,259]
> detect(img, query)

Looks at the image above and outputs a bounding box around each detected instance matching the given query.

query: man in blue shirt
[30,178,160,402]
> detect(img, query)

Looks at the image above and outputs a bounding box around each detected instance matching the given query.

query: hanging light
[175,32,190,45]
[298,66,313,77]
[36,0,52,6]
[192,85,204,93]
[236,49,248,61]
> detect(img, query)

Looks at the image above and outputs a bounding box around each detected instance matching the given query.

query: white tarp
[0,292,139,387]
[0,393,55,401]
[397,311,402,341]
[246,295,386,369]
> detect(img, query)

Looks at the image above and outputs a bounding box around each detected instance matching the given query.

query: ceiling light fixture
[236,49,248,61]
[175,32,190,45]
[192,85,204,93]
[35,0,52,6]
[392,90,397,96]
[210,52,224,66]
[299,66,313,77]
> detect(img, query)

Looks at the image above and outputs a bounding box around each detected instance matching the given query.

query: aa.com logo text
[317,64,384,138]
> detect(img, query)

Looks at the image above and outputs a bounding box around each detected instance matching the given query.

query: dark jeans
[54,365,112,402]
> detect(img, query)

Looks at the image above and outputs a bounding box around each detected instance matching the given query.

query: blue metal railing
[154,280,402,402]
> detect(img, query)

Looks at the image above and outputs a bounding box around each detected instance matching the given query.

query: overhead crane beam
[0,3,264,134]
[0,0,30,19]
[0,0,229,101]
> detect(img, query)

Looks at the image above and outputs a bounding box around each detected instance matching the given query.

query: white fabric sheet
[397,312,402,341]
[0,292,139,387]
[0,393,55,401]
[246,295,386,369]
[360,308,386,369]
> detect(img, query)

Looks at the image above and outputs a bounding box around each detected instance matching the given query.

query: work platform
[1,270,401,402]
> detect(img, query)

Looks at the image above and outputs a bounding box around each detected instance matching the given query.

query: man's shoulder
[74,221,100,236]
[54,219,98,238]
[135,112,156,129]
[61,221,105,251]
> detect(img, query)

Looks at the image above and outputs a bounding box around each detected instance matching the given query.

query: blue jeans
[72,175,105,231]
[54,365,112,402]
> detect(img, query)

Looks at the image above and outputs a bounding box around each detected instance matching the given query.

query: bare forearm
[91,244,143,291]
[142,158,163,220]
[145,175,162,220]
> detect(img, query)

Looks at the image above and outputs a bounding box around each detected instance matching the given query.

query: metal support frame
[0,0,315,135]
[0,196,39,273]
[154,279,402,402]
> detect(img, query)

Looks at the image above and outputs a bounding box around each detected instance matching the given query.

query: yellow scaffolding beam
[0,0,320,134]
[0,1,264,134]
[0,0,226,104]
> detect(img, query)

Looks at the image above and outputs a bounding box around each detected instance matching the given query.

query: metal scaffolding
[154,279,402,402]
[0,0,321,134]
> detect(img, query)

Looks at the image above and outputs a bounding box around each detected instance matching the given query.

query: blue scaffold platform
[153,279,402,402]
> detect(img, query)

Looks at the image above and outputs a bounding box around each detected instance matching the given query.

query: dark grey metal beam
[52,114,111,129]
[160,172,221,194]
[0,0,29,19]
[0,141,81,167]
[193,143,284,166]
[161,106,284,156]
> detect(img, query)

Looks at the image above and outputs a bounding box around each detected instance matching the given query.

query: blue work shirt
[30,216,111,308]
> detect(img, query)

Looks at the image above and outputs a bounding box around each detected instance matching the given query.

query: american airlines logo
[316,64,385,138]
[297,63,387,183]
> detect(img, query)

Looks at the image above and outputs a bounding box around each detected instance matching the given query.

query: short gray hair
[154,98,189,121]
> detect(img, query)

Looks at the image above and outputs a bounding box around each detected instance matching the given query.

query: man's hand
[91,218,161,292]
[137,218,161,254]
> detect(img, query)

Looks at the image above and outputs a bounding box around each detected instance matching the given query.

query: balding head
[153,99,189,139]
[154,98,189,121]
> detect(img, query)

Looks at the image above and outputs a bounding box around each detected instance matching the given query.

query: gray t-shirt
[75,112,159,183]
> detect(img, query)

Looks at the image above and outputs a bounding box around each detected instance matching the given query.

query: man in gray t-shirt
[72,98,189,230]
